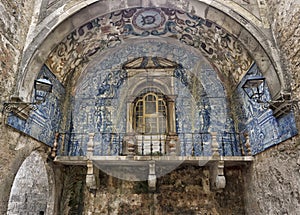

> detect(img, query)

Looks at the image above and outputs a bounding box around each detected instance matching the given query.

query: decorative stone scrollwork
[215,175,226,189]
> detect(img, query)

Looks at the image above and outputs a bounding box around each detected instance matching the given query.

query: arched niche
[62,41,232,157]
[7,151,54,215]
[73,39,228,132]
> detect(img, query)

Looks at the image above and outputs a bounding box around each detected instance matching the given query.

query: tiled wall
[66,41,233,156]
[7,57,297,156]
[234,63,298,155]
[7,65,64,147]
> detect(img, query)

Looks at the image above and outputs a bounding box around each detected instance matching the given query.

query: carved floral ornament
[46,7,253,86]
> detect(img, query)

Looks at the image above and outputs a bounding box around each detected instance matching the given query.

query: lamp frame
[241,76,266,101]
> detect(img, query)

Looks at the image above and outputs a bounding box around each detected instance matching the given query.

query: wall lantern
[241,76,299,117]
[34,77,53,102]
[3,77,53,119]
[241,76,265,101]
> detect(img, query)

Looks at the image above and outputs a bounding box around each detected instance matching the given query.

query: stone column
[166,95,177,134]
[126,97,135,133]
[123,97,137,155]
[86,133,97,195]
[166,96,178,155]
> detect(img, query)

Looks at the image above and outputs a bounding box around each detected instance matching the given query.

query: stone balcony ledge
[54,155,253,166]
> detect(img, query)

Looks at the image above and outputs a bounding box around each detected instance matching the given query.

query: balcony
[52,131,252,190]
[53,131,252,162]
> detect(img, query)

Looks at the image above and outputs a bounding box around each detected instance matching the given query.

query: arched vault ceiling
[46,7,253,89]
[18,0,285,102]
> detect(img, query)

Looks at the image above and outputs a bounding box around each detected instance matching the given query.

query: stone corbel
[210,160,226,190]
[148,161,156,191]
[86,160,97,192]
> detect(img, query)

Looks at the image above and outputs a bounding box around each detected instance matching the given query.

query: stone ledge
[54,155,253,166]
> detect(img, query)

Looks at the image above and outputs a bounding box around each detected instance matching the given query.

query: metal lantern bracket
[2,77,53,120]
[242,76,299,117]
[265,93,299,118]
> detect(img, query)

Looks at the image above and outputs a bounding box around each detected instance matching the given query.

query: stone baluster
[87,133,95,159]
[123,134,136,156]
[167,134,178,156]
[211,132,219,157]
[59,133,66,155]
[167,96,177,135]
[51,133,59,158]
[209,132,226,189]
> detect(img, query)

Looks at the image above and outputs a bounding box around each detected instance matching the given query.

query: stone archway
[17,0,285,103]
[7,151,53,215]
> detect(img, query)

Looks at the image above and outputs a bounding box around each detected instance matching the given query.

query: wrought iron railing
[54,131,249,157]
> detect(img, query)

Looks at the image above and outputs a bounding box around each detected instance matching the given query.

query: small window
[134,92,167,134]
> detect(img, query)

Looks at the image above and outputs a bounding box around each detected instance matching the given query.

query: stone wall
[0,0,35,101]
[0,131,49,214]
[0,0,299,214]
[59,166,86,215]
[243,1,300,214]
[244,140,300,214]
[77,165,245,215]
[265,0,300,102]
[0,0,38,213]
[7,151,50,214]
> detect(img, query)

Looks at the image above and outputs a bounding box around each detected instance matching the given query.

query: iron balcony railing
[54,131,250,157]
